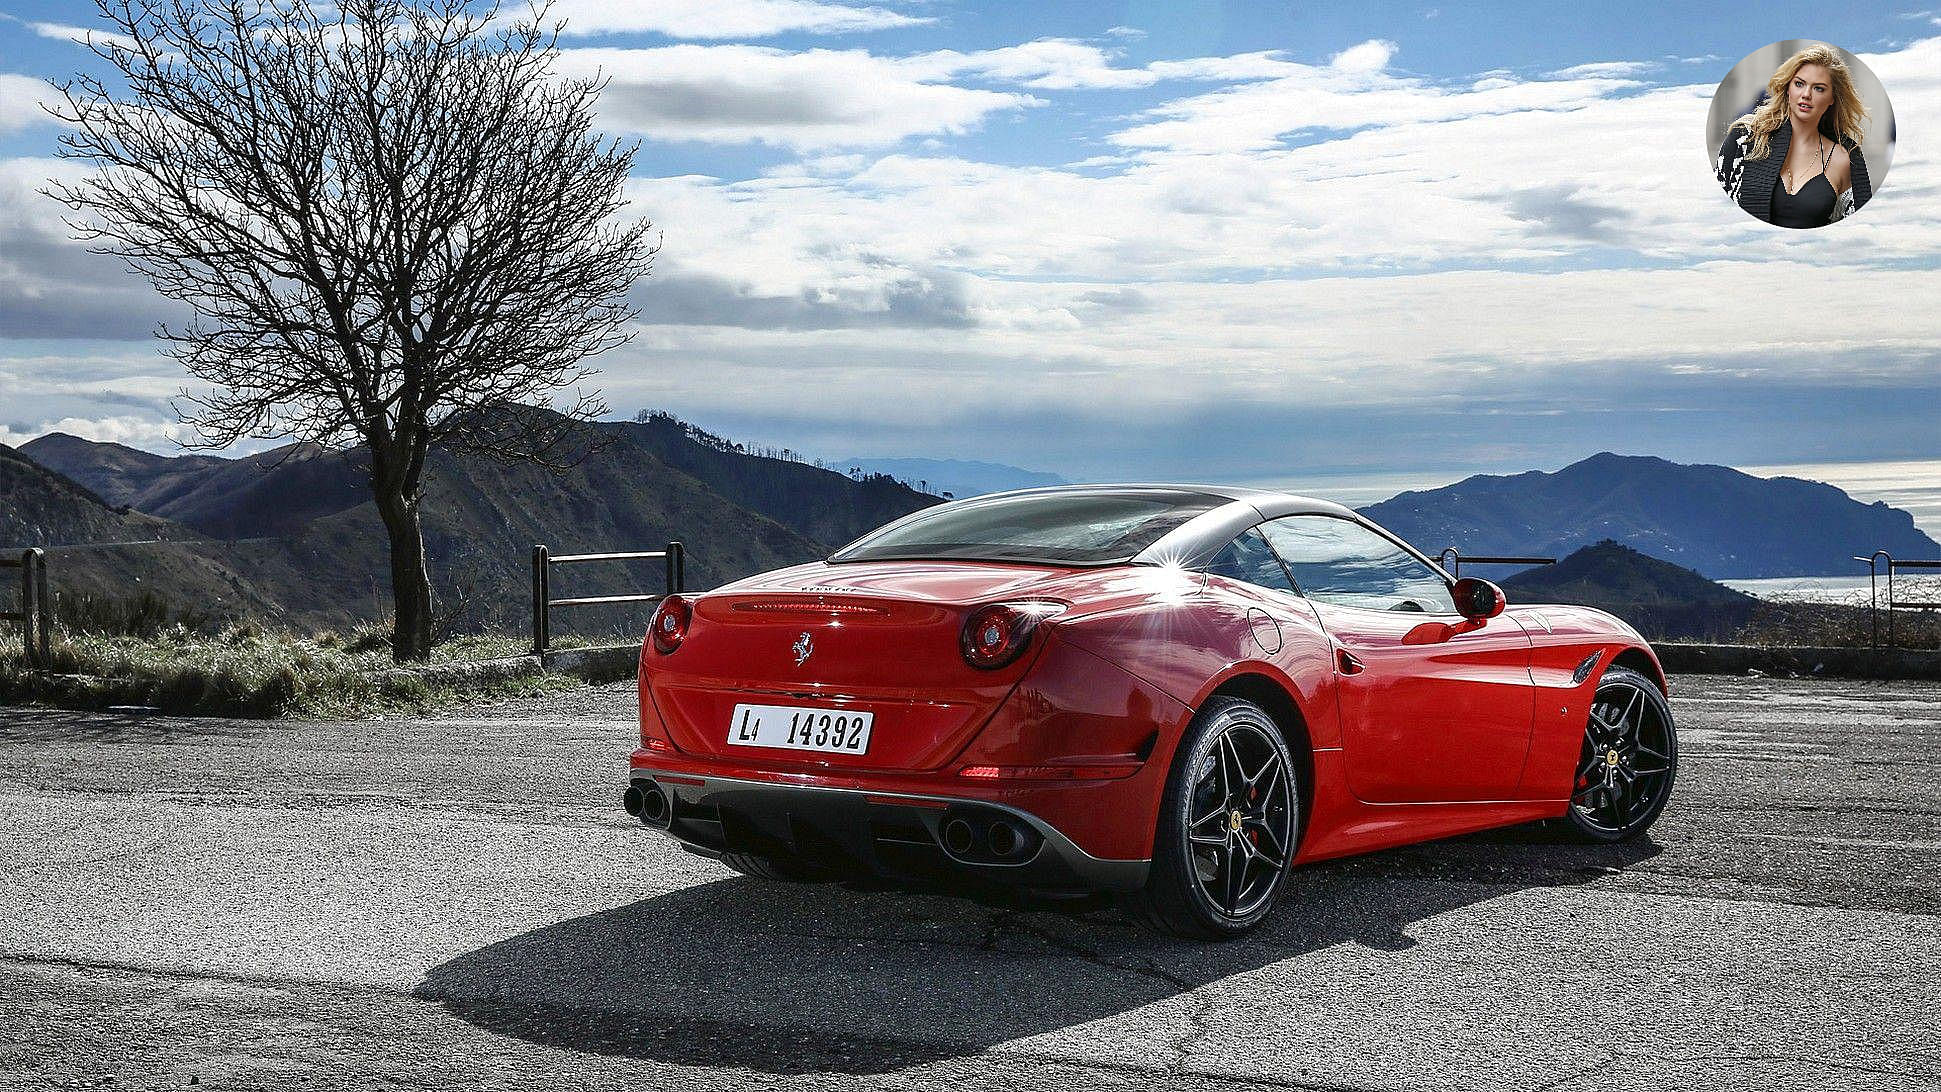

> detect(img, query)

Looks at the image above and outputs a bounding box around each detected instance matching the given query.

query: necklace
[1785,131,1831,195]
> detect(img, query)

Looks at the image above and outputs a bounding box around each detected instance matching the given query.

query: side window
[1258,516,1456,614]
[1203,527,1297,594]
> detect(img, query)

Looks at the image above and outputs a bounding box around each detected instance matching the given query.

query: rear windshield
[833,490,1225,566]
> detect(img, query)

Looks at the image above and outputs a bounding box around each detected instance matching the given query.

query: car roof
[828,482,1398,570]
[966,482,1359,520]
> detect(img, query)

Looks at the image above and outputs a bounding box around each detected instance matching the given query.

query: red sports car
[626,486,1677,936]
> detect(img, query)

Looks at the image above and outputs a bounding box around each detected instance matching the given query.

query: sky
[1,1,1939,503]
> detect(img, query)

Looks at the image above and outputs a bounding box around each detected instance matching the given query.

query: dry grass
[0,624,594,718]
[1722,590,1941,651]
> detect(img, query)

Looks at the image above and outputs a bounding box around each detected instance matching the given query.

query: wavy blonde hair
[1737,45,1870,162]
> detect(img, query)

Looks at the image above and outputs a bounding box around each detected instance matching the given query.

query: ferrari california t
[625,486,1677,937]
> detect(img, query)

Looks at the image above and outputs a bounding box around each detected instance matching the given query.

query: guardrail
[531,542,685,657]
[1855,550,1941,649]
[1436,547,1556,578]
[2,549,50,668]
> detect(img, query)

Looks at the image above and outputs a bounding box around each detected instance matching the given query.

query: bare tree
[47,0,657,660]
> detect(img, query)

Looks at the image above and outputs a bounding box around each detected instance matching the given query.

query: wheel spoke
[1223,841,1248,911]
[1631,764,1668,776]
[1252,761,1283,804]
[1245,818,1289,869]
[1600,784,1626,828]
[1217,733,1245,802]
[1585,712,1611,743]
[1626,781,1651,821]
[1619,687,1644,737]
[1637,744,1669,761]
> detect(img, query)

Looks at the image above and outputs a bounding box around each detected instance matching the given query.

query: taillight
[649,595,691,654]
[959,601,1065,670]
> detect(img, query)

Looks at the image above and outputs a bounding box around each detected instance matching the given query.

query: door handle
[1336,648,1365,675]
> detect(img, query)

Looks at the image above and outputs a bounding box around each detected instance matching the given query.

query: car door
[1257,515,1535,804]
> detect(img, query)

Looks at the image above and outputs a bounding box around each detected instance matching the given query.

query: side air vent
[1572,651,1602,685]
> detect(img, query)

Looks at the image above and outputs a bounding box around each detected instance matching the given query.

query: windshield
[833,490,1225,566]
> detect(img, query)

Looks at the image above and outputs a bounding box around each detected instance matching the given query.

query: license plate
[727,703,874,755]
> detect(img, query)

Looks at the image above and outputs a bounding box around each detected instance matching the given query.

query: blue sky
[2,1,1939,499]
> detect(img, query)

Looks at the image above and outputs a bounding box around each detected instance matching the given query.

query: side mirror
[1452,577,1506,621]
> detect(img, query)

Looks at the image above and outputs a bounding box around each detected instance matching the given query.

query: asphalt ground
[0,674,1936,1091]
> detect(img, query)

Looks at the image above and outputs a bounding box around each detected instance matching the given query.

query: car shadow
[416,831,1660,1075]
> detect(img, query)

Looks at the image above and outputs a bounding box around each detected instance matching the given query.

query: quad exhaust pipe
[942,817,975,856]
[624,780,673,829]
[939,812,1035,862]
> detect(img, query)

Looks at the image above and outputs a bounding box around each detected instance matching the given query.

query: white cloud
[24,21,139,49]
[0,415,188,451]
[8,30,1941,474]
[0,75,55,134]
[1331,38,1397,74]
[536,0,929,39]
[1548,61,1658,79]
[1110,42,1649,154]
[895,40,1301,92]
[907,40,1161,90]
[560,45,1038,148]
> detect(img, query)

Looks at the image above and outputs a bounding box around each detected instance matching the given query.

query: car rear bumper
[626,768,1150,893]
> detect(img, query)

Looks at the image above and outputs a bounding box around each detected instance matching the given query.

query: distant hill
[17,433,231,515]
[25,435,370,540]
[1,442,176,548]
[835,457,1068,500]
[0,443,302,626]
[1502,540,1763,640]
[12,409,942,633]
[1361,452,1940,579]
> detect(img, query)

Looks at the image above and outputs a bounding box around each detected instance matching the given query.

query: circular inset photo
[1708,40,1896,229]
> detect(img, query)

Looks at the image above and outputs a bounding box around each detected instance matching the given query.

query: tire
[1560,665,1678,842]
[720,852,831,882]
[1135,696,1301,939]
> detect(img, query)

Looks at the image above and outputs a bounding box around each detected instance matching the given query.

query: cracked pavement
[1,674,1937,1090]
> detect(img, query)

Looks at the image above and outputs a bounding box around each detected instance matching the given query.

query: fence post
[531,544,550,657]
[32,549,48,667]
[1858,551,1885,650]
[1438,547,1460,577]
[665,540,686,595]
[1887,557,1897,651]
[16,550,35,667]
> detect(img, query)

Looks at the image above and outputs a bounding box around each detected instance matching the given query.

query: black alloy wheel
[1138,696,1300,938]
[1564,665,1678,842]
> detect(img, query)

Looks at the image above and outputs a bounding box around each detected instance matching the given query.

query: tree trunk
[375,490,434,662]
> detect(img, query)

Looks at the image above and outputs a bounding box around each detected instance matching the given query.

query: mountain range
[1358,452,1939,579]
[12,410,939,632]
[836,457,1068,499]
[7,418,1936,637]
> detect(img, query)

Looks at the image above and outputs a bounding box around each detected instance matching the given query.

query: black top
[1770,172,1836,229]
[831,488,1226,565]
[1717,119,1871,225]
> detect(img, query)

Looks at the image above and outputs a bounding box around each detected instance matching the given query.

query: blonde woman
[1716,45,1872,227]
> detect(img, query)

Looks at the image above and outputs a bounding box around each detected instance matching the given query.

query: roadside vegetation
[0,623,607,719]
[1725,594,1941,651]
